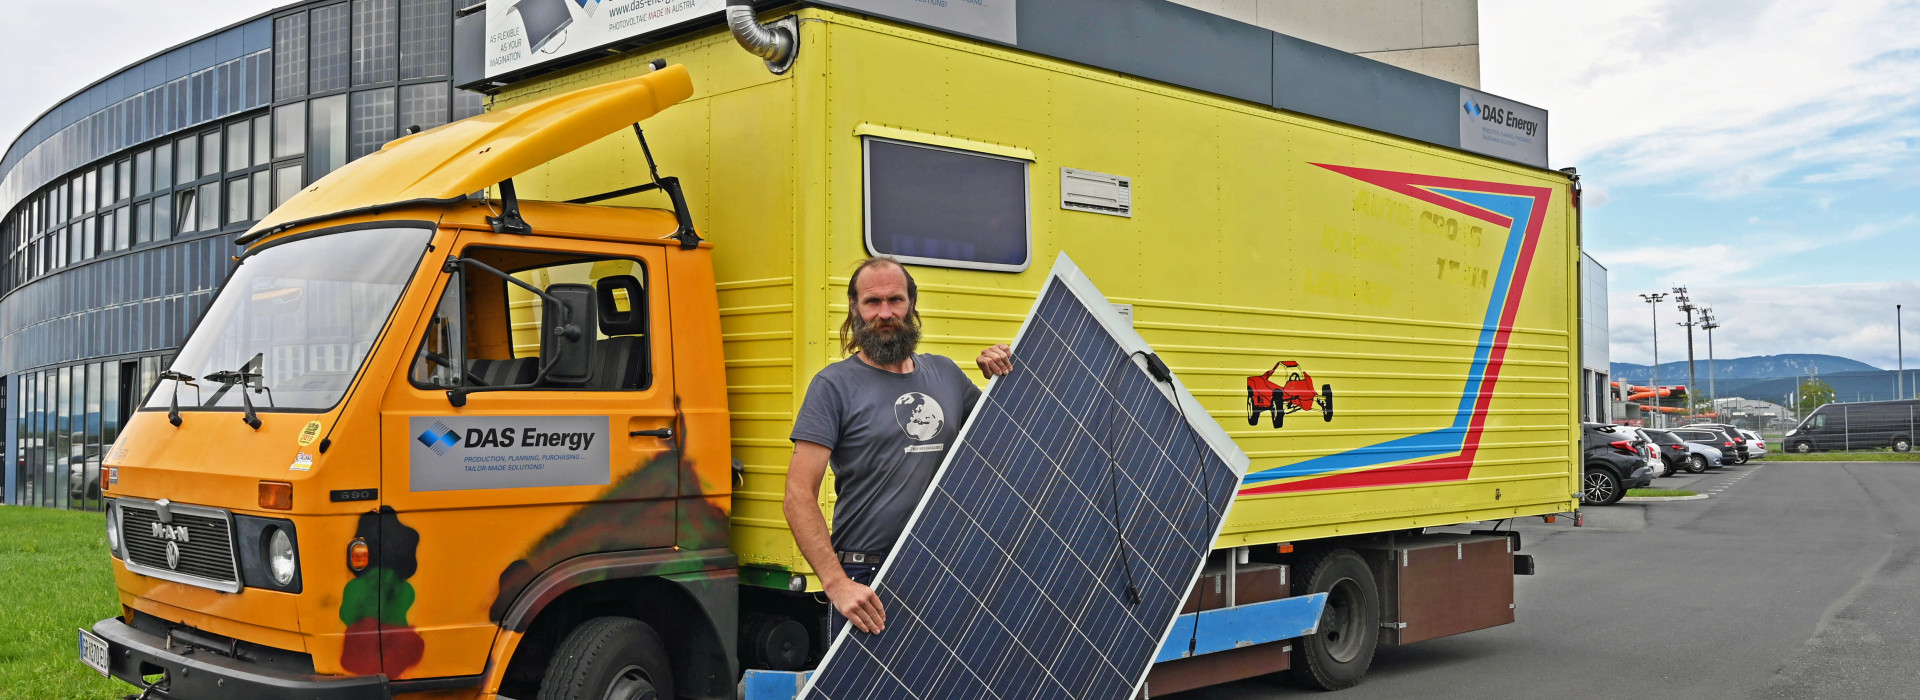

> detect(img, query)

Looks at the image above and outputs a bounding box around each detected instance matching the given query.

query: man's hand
[825,577,887,634]
[977,343,1013,378]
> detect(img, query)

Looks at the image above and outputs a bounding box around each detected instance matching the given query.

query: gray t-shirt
[790,354,982,554]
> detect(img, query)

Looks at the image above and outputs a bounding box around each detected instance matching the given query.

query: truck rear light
[348,538,370,572]
[259,481,293,510]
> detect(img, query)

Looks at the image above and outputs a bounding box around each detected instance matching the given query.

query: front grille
[119,503,240,589]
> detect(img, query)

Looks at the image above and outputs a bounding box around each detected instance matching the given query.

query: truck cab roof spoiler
[240,64,696,244]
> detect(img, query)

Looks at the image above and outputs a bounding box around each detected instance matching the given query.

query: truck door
[372,235,677,680]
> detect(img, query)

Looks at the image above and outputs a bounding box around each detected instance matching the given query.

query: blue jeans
[828,563,879,640]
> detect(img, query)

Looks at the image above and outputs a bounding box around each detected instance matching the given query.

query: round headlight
[268,528,297,586]
[104,503,121,558]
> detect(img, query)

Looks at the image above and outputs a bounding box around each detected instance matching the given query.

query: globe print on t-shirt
[894,392,946,441]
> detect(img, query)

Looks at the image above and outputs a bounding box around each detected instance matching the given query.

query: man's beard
[855,317,920,366]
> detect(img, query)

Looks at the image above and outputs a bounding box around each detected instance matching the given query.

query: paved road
[1171,461,1920,699]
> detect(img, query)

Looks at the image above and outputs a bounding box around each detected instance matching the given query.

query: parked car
[1583,423,1654,505]
[1678,440,1727,473]
[1739,429,1767,459]
[1677,425,1748,463]
[1640,429,1692,475]
[1785,399,1919,453]
[1612,425,1666,477]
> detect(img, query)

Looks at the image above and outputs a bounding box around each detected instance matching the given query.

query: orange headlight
[258,481,293,510]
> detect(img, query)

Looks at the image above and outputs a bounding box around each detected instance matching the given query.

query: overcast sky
[4,1,1917,368]
[1484,0,1920,369]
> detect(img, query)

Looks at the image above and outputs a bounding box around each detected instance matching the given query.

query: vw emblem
[165,541,181,570]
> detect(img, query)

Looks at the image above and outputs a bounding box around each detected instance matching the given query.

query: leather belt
[838,551,887,566]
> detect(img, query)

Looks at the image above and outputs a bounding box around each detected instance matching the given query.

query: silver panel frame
[861,136,1032,273]
[113,497,244,594]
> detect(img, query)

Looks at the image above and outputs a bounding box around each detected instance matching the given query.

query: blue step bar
[740,593,1328,699]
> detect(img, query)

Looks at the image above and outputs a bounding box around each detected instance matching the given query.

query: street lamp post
[1674,287,1700,417]
[1701,308,1720,413]
[1899,304,1904,399]
[1640,292,1667,427]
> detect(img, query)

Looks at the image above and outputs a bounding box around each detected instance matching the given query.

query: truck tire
[1289,549,1379,691]
[538,617,674,700]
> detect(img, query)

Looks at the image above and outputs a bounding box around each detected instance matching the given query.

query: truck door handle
[630,428,674,439]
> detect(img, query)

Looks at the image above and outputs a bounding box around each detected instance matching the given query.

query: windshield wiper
[204,354,270,430]
[158,370,199,428]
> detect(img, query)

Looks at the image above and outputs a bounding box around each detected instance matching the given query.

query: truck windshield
[144,226,431,412]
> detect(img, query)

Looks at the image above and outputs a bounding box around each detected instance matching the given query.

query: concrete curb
[1621,494,1710,502]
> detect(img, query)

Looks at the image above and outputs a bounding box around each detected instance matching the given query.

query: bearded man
[785,257,1014,639]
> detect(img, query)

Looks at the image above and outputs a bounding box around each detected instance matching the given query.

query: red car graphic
[1247,360,1333,428]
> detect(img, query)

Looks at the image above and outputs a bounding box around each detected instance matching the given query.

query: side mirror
[542,283,597,384]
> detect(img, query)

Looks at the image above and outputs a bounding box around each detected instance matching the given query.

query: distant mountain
[1610,354,1881,385]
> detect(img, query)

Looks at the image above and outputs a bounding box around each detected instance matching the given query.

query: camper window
[863,137,1030,272]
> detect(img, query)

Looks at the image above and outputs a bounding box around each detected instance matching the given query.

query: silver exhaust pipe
[725,1,798,74]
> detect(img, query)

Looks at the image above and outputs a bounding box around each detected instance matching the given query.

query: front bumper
[89,618,389,700]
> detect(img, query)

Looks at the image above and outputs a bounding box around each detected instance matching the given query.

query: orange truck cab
[85,65,746,700]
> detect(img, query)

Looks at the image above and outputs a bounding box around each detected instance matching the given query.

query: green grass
[0,506,125,700]
[1763,452,1920,462]
[1627,488,1700,497]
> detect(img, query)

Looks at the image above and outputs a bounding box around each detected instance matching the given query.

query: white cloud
[1590,215,1917,286]
[1482,0,1920,194]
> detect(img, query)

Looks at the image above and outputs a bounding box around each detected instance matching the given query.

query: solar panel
[801,254,1249,700]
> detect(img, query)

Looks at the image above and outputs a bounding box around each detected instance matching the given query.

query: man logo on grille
[416,421,460,456]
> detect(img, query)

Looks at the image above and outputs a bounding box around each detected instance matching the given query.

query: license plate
[77,628,109,677]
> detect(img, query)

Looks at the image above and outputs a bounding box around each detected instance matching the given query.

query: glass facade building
[1,0,481,509]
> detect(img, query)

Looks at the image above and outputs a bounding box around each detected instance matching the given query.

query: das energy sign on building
[484,0,726,78]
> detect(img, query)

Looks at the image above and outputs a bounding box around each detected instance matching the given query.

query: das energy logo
[416,421,460,456]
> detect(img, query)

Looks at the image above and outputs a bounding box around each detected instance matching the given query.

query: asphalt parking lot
[1174,461,1920,699]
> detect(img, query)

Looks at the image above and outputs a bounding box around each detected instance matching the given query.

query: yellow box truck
[81,3,1585,698]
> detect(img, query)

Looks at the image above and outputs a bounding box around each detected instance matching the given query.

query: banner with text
[484,0,726,79]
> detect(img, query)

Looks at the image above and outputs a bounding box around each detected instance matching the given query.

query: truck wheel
[1289,549,1379,691]
[538,617,674,700]
[1582,467,1621,505]
[1320,385,1334,421]
[1894,437,1912,453]
[1246,389,1260,426]
[1688,454,1708,474]
[1793,441,1813,454]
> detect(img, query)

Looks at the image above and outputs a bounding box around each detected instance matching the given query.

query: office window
[154,143,173,190]
[199,183,220,231]
[70,175,84,218]
[353,0,397,86]
[275,164,304,207]
[175,190,197,234]
[274,13,309,101]
[310,4,350,93]
[176,135,197,183]
[349,88,395,160]
[154,194,173,240]
[399,82,449,132]
[253,115,272,167]
[252,171,271,219]
[228,177,250,224]
[274,103,306,158]
[228,121,250,172]
[134,150,153,196]
[116,160,131,202]
[454,89,485,120]
[399,0,450,79]
[310,94,348,178]
[113,206,130,251]
[200,131,222,178]
[134,201,153,245]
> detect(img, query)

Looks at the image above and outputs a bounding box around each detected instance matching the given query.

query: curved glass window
[145,226,429,412]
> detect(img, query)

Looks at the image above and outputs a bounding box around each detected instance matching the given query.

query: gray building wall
[1166,0,1480,87]
[1581,253,1610,423]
